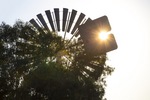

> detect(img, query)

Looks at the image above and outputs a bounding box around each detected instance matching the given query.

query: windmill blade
[37,13,50,32]
[71,13,85,35]
[45,10,55,32]
[67,9,77,32]
[54,8,60,31]
[62,8,68,32]
[29,18,45,33]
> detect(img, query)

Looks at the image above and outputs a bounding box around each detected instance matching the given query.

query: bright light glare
[99,32,109,40]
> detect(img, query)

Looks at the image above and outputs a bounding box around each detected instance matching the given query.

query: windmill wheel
[29,8,114,80]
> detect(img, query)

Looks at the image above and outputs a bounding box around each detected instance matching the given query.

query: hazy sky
[0,0,150,100]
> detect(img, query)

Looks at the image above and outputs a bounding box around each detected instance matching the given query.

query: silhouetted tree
[0,21,114,100]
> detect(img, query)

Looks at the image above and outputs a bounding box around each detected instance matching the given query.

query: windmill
[29,8,117,80]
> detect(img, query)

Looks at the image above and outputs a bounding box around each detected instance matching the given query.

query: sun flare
[99,32,109,40]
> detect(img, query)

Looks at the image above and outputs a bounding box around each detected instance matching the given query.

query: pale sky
[1,0,150,100]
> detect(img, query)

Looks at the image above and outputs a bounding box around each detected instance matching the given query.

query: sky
[0,0,150,100]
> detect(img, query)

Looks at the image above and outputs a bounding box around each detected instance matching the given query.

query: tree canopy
[0,20,114,100]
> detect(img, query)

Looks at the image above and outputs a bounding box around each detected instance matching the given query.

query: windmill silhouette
[29,8,117,80]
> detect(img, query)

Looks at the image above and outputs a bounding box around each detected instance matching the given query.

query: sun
[99,31,109,40]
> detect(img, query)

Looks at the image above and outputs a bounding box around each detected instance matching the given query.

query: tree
[0,20,114,100]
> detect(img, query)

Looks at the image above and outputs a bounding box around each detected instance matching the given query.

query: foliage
[0,21,114,100]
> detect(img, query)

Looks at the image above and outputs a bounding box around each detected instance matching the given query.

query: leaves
[0,20,114,100]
